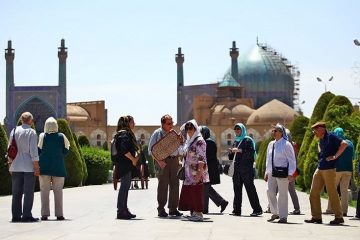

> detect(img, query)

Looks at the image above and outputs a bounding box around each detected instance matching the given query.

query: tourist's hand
[288,175,295,182]
[264,173,268,182]
[325,155,336,161]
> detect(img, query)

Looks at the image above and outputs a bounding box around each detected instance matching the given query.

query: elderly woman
[114,115,139,220]
[229,123,262,217]
[178,119,209,221]
[38,117,70,221]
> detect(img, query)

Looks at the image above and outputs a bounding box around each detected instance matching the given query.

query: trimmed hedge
[78,135,90,147]
[256,137,272,178]
[289,115,309,150]
[73,132,88,184]
[0,124,12,195]
[297,91,335,189]
[57,119,84,187]
[81,147,111,185]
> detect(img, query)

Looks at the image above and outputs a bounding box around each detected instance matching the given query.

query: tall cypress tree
[0,124,12,195]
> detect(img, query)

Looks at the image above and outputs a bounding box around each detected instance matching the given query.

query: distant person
[304,121,347,225]
[199,126,228,214]
[229,123,262,217]
[115,115,139,219]
[8,112,40,222]
[324,127,354,216]
[178,120,209,221]
[148,114,183,218]
[38,117,70,221]
[265,123,296,223]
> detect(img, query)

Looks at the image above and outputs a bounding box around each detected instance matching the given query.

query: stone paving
[0,176,359,240]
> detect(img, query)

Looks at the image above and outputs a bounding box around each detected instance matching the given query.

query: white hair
[44,117,58,133]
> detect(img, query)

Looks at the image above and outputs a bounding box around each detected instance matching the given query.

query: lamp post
[316,76,333,92]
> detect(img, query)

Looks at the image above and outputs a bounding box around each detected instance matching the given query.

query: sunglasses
[234,127,241,130]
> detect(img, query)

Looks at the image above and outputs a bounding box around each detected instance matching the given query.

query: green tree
[57,119,84,187]
[0,124,12,195]
[82,146,111,185]
[73,132,88,184]
[102,141,109,151]
[78,135,90,147]
[256,137,272,178]
[297,91,335,190]
[354,134,360,187]
[289,115,309,150]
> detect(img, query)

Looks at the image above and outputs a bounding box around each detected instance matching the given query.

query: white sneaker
[188,214,203,222]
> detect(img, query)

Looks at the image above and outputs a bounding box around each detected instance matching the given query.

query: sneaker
[117,210,132,220]
[267,214,279,222]
[21,217,39,222]
[158,210,168,218]
[278,218,287,223]
[329,217,344,225]
[41,216,48,221]
[127,209,136,218]
[250,211,263,217]
[220,201,229,213]
[290,210,301,215]
[56,216,65,221]
[304,218,322,224]
[169,210,183,217]
[188,214,203,222]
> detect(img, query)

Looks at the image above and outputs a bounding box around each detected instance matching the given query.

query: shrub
[73,132,88,184]
[297,91,335,190]
[0,124,12,195]
[102,141,109,151]
[78,135,90,147]
[81,146,111,185]
[289,115,309,150]
[255,137,272,178]
[57,119,84,187]
[354,135,360,187]
[142,144,155,177]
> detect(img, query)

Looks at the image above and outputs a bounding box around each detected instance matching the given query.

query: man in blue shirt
[304,121,348,225]
[8,112,40,222]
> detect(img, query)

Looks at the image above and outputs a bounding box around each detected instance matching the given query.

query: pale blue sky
[1,0,359,125]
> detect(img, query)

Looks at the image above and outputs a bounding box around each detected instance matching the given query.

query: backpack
[110,133,120,163]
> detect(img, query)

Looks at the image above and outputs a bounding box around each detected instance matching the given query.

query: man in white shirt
[264,123,296,223]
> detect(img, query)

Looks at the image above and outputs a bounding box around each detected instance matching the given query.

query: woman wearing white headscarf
[38,117,70,221]
[178,119,209,221]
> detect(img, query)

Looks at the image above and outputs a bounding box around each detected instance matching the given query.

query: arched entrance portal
[15,96,56,133]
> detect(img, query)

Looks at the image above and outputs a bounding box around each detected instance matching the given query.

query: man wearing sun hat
[304,121,348,225]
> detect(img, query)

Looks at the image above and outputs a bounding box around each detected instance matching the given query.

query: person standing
[38,117,70,221]
[115,116,139,219]
[324,127,354,216]
[230,123,263,217]
[199,126,228,214]
[265,123,296,223]
[178,120,209,221]
[8,112,40,222]
[148,114,183,217]
[305,121,348,225]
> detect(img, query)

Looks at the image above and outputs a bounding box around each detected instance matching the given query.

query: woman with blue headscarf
[229,123,263,217]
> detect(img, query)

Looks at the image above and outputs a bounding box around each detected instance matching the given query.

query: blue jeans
[117,171,132,212]
[12,172,36,219]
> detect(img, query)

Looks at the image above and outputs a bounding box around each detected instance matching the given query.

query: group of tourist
[6,112,360,224]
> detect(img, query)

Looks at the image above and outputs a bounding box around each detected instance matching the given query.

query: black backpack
[110,133,120,163]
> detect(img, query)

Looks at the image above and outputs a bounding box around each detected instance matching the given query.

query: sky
[1,0,360,126]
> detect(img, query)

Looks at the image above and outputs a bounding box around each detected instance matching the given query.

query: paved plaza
[0,176,359,240]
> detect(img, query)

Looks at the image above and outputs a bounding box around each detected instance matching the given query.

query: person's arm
[264,142,272,182]
[285,141,297,181]
[326,140,348,161]
[30,130,40,176]
[194,140,207,182]
[125,152,138,166]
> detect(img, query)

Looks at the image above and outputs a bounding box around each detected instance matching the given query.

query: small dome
[67,105,90,121]
[213,105,225,114]
[231,104,255,116]
[222,107,231,115]
[246,99,298,125]
[219,74,240,87]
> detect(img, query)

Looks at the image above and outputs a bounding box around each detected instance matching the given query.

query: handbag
[177,166,185,180]
[6,128,18,165]
[226,141,242,177]
[271,143,288,178]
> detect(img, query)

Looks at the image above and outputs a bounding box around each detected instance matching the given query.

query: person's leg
[338,171,352,215]
[242,171,262,213]
[233,175,244,214]
[323,169,343,219]
[52,176,65,217]
[11,172,24,220]
[117,172,132,213]
[168,158,180,212]
[39,175,51,217]
[156,162,170,213]
[277,177,289,219]
[22,172,36,218]
[309,169,325,219]
[326,172,341,213]
[208,185,225,207]
[288,180,300,212]
[267,175,278,215]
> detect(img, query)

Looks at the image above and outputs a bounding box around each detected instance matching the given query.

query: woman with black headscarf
[114,115,140,220]
[200,126,228,214]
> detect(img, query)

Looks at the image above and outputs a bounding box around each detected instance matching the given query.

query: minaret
[58,39,67,118]
[229,41,239,82]
[5,40,15,132]
[175,47,185,124]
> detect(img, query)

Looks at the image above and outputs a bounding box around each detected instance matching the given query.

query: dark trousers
[233,171,262,213]
[12,172,36,219]
[356,188,360,217]
[156,156,180,212]
[204,183,225,212]
[117,171,132,212]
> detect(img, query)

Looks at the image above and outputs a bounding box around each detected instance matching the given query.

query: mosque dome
[246,99,298,126]
[231,104,255,116]
[67,105,90,121]
[223,44,295,108]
